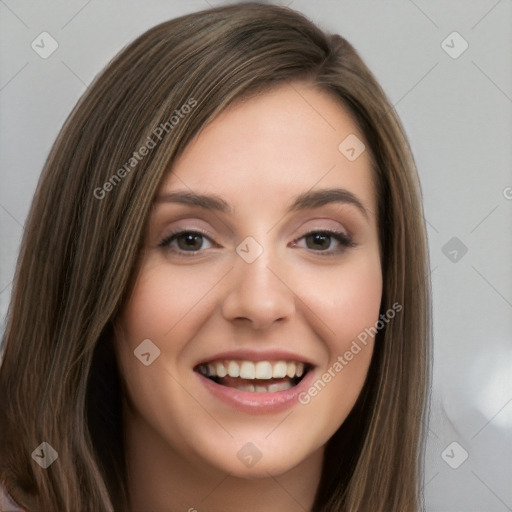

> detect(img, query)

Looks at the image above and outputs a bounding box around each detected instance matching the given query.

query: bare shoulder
[0,482,24,512]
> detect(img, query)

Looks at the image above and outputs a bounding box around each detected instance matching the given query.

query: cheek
[296,251,383,353]
[112,263,197,402]
[116,261,224,353]
[332,264,382,345]
[112,262,221,446]
[293,252,382,426]
[112,260,229,419]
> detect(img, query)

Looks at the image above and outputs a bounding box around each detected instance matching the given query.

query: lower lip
[196,369,315,414]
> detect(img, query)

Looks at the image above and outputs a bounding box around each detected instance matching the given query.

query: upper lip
[194,348,316,368]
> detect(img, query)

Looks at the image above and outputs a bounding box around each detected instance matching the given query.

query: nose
[221,247,296,330]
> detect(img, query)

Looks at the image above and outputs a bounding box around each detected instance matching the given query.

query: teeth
[272,361,287,378]
[235,381,293,393]
[215,362,227,378]
[199,359,308,379]
[240,361,255,379]
[255,361,272,379]
[236,384,255,392]
[268,381,293,392]
[227,360,239,378]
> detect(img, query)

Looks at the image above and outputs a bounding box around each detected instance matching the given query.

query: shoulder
[0,482,24,511]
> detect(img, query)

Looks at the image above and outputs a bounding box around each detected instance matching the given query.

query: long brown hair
[0,2,431,510]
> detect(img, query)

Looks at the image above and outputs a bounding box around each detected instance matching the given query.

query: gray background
[1,1,511,510]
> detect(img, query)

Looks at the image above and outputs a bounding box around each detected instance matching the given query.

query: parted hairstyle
[0,2,431,511]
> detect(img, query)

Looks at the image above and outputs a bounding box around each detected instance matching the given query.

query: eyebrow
[155,188,369,220]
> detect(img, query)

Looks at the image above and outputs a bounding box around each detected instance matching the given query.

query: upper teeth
[198,360,305,380]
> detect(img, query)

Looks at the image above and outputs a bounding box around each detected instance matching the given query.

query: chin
[189,433,322,480]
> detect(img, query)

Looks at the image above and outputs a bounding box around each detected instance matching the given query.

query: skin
[113,81,382,512]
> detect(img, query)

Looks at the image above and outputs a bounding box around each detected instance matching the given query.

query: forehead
[160,82,376,218]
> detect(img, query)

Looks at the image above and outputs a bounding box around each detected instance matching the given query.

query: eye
[158,229,355,258]
[292,230,355,255]
[158,230,215,256]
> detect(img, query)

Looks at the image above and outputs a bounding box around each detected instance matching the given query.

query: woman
[0,2,431,511]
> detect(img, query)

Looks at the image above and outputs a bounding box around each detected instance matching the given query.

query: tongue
[218,376,293,388]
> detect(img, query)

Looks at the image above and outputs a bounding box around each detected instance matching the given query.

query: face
[114,82,382,479]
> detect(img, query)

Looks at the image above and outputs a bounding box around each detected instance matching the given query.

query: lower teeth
[205,375,300,393]
[198,369,308,393]
[235,381,293,393]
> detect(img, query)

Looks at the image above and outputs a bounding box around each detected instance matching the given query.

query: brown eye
[158,230,215,255]
[175,233,204,251]
[294,230,355,255]
[305,233,332,250]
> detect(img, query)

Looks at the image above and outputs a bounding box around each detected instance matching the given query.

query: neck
[123,407,324,512]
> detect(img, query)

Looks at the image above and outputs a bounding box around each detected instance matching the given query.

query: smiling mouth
[195,360,311,393]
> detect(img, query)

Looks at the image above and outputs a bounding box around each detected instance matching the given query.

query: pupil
[179,233,202,250]
[308,233,330,250]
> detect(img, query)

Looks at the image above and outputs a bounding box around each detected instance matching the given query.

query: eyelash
[157,229,356,257]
